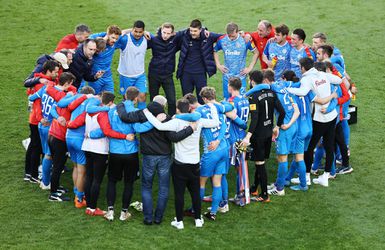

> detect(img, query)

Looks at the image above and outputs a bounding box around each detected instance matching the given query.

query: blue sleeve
[245,84,270,97]
[246,41,254,51]
[89,32,106,39]
[233,116,247,130]
[209,32,223,42]
[86,98,109,113]
[307,91,316,102]
[50,104,59,119]
[310,49,316,62]
[325,98,338,113]
[221,101,234,112]
[57,94,78,108]
[214,39,223,52]
[89,128,105,139]
[117,34,128,51]
[175,112,202,122]
[133,121,154,133]
[29,87,44,101]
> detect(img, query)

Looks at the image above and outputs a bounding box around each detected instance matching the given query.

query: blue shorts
[119,73,147,95]
[38,123,51,155]
[222,76,247,99]
[89,74,114,94]
[291,130,312,154]
[200,147,228,177]
[275,125,297,155]
[66,136,86,165]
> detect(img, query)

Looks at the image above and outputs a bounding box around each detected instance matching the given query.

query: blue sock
[77,191,84,201]
[200,187,205,201]
[211,186,222,214]
[73,186,78,196]
[297,160,307,187]
[313,146,325,170]
[276,161,288,190]
[286,160,297,182]
[42,157,52,186]
[137,101,146,109]
[221,175,228,201]
[236,171,240,194]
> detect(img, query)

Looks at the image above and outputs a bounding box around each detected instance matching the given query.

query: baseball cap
[53,52,69,69]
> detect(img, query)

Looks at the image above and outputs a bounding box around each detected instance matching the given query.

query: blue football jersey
[214,35,255,80]
[289,46,316,78]
[227,95,249,144]
[196,103,228,153]
[89,32,126,76]
[263,40,291,81]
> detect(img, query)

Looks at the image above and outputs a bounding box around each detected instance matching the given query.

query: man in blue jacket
[147,23,183,116]
[69,39,104,89]
[176,19,222,104]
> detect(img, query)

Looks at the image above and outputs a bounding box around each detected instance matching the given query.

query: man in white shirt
[286,57,342,187]
[143,98,219,230]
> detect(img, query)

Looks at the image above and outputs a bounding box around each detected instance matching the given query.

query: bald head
[257,20,272,38]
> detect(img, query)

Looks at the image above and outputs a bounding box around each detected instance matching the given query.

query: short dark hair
[42,60,59,74]
[176,98,190,113]
[184,93,198,105]
[101,91,115,105]
[226,22,239,34]
[125,86,140,101]
[324,61,334,71]
[190,19,202,29]
[58,72,76,86]
[282,70,299,82]
[249,70,263,84]
[318,44,334,58]
[133,20,145,29]
[199,87,216,100]
[75,24,91,34]
[80,86,95,95]
[314,62,327,72]
[263,69,275,83]
[228,77,242,91]
[275,24,289,36]
[299,57,314,71]
[293,28,306,41]
[84,38,96,46]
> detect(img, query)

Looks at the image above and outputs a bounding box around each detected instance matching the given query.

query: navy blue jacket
[69,44,97,89]
[24,54,53,88]
[148,29,184,76]
[176,29,222,79]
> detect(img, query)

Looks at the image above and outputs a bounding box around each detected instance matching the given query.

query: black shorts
[249,136,272,161]
[108,153,139,182]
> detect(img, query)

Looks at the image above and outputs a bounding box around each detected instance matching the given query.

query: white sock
[306,173,310,180]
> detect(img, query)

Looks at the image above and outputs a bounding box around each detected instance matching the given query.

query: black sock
[254,165,260,188]
[257,163,268,198]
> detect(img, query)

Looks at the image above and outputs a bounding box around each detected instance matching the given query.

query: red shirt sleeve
[97,112,127,139]
[337,83,350,105]
[47,85,66,102]
[68,95,87,112]
[67,112,86,129]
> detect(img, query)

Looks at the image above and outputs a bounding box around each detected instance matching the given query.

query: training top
[55,34,78,52]
[117,33,147,77]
